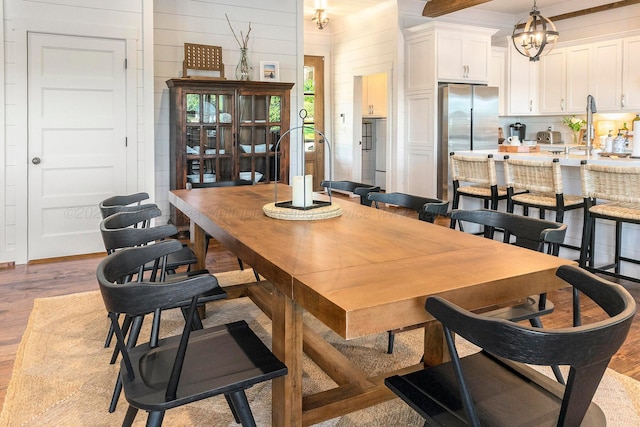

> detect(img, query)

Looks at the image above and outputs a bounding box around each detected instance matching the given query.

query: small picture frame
[260,61,280,82]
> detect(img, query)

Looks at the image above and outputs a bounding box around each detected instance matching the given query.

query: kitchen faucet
[586,95,597,153]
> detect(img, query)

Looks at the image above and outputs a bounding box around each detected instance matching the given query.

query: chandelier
[312,9,329,30]
[512,0,559,62]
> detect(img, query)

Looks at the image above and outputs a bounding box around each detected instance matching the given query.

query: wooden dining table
[168,184,573,426]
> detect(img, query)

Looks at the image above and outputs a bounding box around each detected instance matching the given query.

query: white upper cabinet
[362,73,388,117]
[539,45,591,114]
[539,49,566,114]
[437,31,492,83]
[508,48,539,115]
[405,27,435,93]
[565,44,592,113]
[592,40,622,112]
[622,35,640,110]
[489,47,506,116]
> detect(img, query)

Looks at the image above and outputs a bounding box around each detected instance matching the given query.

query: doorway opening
[359,72,388,190]
[303,56,325,191]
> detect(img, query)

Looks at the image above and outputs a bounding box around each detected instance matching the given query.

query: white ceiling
[303,0,618,21]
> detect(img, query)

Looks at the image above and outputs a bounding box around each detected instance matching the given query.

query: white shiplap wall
[153,0,302,223]
[1,0,146,264]
[329,1,399,187]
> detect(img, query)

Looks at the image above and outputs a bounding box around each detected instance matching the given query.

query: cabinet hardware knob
[32,157,41,165]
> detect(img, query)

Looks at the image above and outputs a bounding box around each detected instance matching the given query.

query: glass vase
[235,48,252,81]
[572,131,580,144]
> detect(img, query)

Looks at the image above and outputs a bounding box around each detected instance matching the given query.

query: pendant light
[312,8,329,30]
[512,0,559,62]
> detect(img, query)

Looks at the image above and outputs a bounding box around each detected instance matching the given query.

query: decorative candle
[292,175,313,207]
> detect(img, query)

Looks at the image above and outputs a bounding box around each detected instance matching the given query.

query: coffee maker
[509,122,526,140]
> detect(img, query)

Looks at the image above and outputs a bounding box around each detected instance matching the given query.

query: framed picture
[260,61,280,82]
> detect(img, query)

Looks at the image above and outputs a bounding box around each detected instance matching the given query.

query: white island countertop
[455,148,640,167]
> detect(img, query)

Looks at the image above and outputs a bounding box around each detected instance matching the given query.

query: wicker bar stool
[449,153,511,229]
[580,161,640,283]
[504,156,584,252]
[450,153,505,209]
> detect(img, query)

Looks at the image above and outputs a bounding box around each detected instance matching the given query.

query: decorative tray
[498,145,540,153]
[598,152,631,158]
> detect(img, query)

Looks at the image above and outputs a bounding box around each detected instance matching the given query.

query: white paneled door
[28,33,128,260]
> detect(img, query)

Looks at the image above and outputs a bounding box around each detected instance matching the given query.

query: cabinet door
[489,47,506,116]
[366,73,388,117]
[437,33,464,81]
[237,92,284,183]
[565,45,591,113]
[623,36,640,110]
[185,91,235,185]
[406,91,436,197]
[592,40,621,112]
[508,50,538,115]
[464,38,490,82]
[361,76,370,116]
[539,49,566,114]
[437,33,489,83]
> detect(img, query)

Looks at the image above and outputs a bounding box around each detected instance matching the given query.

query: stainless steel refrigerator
[437,84,499,201]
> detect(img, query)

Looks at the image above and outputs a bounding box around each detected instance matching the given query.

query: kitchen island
[451,148,640,279]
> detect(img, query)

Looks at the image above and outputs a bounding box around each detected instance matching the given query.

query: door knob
[32,157,41,165]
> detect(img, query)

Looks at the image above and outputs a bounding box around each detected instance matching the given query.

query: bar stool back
[580,161,640,283]
[504,156,584,252]
[450,153,505,211]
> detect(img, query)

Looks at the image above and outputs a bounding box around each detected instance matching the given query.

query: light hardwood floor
[1,193,639,409]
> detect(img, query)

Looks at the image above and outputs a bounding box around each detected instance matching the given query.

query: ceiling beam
[547,0,640,23]
[422,0,492,18]
[423,0,640,20]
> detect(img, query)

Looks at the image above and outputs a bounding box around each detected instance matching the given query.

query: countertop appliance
[437,83,499,201]
[537,130,563,144]
[509,122,526,140]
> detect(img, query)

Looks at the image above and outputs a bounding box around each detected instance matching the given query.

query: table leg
[423,320,450,366]
[271,284,304,426]
[189,221,207,271]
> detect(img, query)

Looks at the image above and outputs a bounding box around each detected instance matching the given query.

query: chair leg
[146,410,165,427]
[111,314,133,364]
[104,312,119,348]
[573,287,582,327]
[579,213,593,269]
[122,405,139,427]
[228,390,257,427]
[109,316,144,412]
[109,375,123,413]
[450,194,460,229]
[387,331,395,354]
[225,394,241,424]
[615,221,622,274]
[150,308,161,348]
[529,317,565,384]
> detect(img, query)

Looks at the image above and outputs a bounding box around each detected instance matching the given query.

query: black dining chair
[385,264,636,427]
[99,192,157,222]
[97,240,288,427]
[450,208,568,383]
[367,192,449,224]
[100,210,226,412]
[367,191,449,353]
[320,180,380,206]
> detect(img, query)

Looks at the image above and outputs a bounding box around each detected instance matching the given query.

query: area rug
[2,278,640,426]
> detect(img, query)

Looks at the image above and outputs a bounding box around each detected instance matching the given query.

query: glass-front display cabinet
[167,78,294,229]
